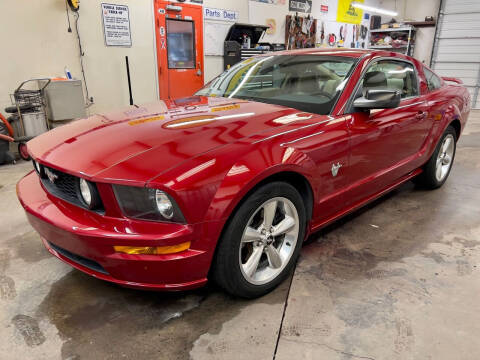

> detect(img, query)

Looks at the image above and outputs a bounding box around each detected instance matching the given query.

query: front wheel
[415,125,456,189]
[212,182,306,298]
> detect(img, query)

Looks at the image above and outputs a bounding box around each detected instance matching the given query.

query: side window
[424,67,442,91]
[358,60,418,99]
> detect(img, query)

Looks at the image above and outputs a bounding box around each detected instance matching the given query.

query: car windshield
[196,55,357,115]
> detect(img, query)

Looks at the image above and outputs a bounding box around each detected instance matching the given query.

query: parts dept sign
[204,7,239,22]
[101,3,132,47]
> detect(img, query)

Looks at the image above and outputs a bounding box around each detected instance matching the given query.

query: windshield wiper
[232,95,269,104]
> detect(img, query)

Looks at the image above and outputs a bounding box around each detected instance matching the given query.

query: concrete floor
[1,110,479,360]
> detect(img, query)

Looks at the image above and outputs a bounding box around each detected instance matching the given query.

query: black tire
[4,106,17,114]
[18,142,31,161]
[212,181,306,298]
[414,125,456,189]
[4,104,34,114]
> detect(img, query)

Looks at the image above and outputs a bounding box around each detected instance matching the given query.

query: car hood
[28,96,305,185]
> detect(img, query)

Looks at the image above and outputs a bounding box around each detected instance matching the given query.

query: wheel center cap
[261,230,273,245]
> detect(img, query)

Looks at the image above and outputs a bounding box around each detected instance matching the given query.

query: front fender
[205,148,316,223]
[149,139,317,225]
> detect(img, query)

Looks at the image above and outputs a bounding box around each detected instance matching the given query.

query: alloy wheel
[239,197,300,285]
[435,134,454,182]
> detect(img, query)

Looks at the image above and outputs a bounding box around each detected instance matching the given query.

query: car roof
[269,48,412,60]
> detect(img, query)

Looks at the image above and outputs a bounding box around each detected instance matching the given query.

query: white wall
[403,0,440,64]
[0,0,158,115]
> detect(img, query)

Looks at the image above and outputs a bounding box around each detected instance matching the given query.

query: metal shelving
[370,27,414,33]
[369,25,416,56]
[369,45,408,49]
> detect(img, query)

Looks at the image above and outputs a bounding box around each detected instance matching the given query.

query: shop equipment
[5,78,51,160]
[223,23,284,70]
[0,112,15,165]
[285,14,317,50]
[38,79,86,127]
[369,25,416,56]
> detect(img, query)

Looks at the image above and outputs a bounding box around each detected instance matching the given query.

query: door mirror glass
[353,89,401,109]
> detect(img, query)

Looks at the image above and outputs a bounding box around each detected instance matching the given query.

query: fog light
[114,241,191,255]
[79,178,92,206]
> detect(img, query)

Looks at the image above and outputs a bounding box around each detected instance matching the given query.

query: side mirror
[353,89,401,109]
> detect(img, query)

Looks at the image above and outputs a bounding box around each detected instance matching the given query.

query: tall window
[166,19,195,69]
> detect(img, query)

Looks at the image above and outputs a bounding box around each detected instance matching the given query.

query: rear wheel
[213,182,306,298]
[415,126,456,189]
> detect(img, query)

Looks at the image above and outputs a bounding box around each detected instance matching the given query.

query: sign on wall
[101,3,132,47]
[203,7,239,22]
[289,0,312,14]
[204,7,238,56]
[336,0,364,24]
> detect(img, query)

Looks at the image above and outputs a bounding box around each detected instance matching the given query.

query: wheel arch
[210,168,315,249]
[441,102,463,140]
[238,170,314,222]
[449,118,461,140]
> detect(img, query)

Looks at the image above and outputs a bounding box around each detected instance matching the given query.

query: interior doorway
[154,0,204,100]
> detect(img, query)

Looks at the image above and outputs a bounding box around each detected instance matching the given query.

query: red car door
[343,58,430,205]
[284,115,351,226]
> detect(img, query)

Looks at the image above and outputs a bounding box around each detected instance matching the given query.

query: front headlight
[112,185,185,223]
[155,190,174,219]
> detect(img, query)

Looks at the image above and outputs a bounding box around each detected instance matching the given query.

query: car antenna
[125,56,135,106]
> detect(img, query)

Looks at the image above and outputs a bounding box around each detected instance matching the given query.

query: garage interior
[1,0,479,359]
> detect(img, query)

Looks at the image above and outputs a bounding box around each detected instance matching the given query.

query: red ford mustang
[17,49,471,298]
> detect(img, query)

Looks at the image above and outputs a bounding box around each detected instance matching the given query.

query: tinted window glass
[424,67,442,91]
[359,60,418,98]
[196,55,357,115]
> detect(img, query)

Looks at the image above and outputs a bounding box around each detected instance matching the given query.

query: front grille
[41,167,80,204]
[39,166,104,212]
[48,241,109,275]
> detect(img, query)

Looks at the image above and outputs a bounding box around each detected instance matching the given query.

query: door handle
[196,62,202,76]
[415,111,427,120]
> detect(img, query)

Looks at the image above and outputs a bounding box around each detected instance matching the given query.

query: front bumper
[17,171,219,291]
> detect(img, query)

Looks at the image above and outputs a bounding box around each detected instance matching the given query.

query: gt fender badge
[331,162,342,177]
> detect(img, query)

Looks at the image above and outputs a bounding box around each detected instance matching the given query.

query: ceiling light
[351,2,398,17]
